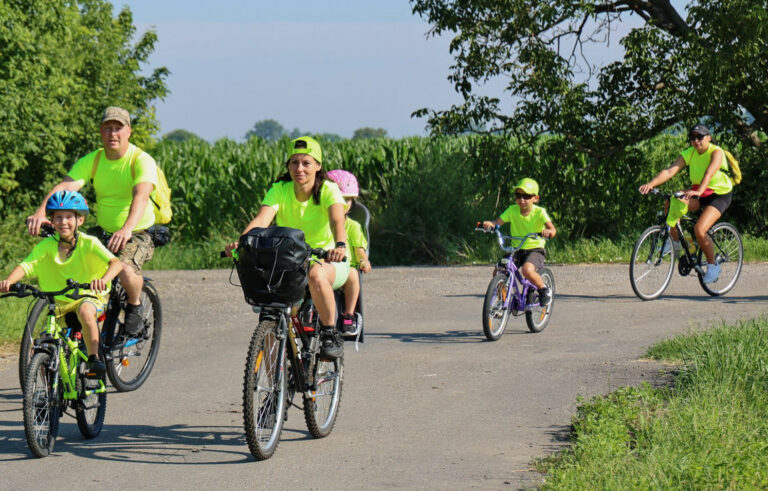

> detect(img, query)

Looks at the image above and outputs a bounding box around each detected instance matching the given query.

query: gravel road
[1,263,766,489]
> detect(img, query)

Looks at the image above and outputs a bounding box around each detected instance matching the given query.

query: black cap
[689,124,710,136]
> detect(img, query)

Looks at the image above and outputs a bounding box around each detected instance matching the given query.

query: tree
[353,127,388,139]
[410,0,768,157]
[0,0,169,213]
[246,119,286,141]
[163,129,201,142]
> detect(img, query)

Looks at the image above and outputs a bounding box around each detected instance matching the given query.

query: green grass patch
[537,317,768,489]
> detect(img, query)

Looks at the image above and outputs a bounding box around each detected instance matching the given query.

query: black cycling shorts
[699,191,732,214]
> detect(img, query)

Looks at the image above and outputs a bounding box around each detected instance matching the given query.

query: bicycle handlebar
[646,188,696,200]
[1,279,96,301]
[474,223,543,254]
[219,247,343,262]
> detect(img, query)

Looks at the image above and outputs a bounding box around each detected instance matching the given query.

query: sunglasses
[689,134,706,141]
[515,192,535,200]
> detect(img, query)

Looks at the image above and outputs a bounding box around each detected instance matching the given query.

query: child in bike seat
[481,177,557,306]
[327,169,372,336]
[0,191,122,376]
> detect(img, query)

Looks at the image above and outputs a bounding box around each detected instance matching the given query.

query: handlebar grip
[10,283,24,293]
[39,223,55,238]
[220,251,228,258]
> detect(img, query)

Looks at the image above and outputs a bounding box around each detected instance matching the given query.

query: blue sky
[117,1,651,141]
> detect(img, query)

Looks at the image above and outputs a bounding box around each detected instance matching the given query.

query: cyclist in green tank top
[225,136,348,359]
[639,123,734,284]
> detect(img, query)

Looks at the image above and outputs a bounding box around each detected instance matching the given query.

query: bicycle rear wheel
[18,299,47,389]
[23,352,61,458]
[698,222,743,296]
[105,280,162,392]
[482,274,511,341]
[243,318,287,460]
[304,355,343,438]
[630,225,675,301]
[526,267,555,333]
[76,369,107,439]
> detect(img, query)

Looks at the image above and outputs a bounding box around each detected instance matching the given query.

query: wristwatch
[335,241,347,248]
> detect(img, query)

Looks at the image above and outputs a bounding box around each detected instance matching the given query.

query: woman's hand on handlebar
[638,183,654,195]
[223,241,238,258]
[0,280,13,293]
[326,246,346,263]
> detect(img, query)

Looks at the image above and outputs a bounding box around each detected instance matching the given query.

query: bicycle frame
[483,228,543,314]
[254,301,321,399]
[37,321,107,400]
[24,288,107,398]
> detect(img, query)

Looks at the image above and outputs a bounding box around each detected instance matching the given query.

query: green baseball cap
[514,177,539,195]
[289,136,322,164]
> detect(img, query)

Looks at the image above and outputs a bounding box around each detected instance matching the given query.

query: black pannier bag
[235,226,311,306]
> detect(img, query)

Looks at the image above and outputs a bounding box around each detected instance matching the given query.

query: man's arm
[107,181,153,253]
[27,177,82,236]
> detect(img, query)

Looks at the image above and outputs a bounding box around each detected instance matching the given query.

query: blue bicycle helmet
[46,190,89,216]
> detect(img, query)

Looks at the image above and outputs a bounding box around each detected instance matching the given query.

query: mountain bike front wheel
[526,267,555,333]
[630,225,675,301]
[23,352,61,458]
[482,274,511,341]
[18,298,48,390]
[106,281,163,392]
[243,318,287,460]
[304,356,343,438]
[698,222,743,296]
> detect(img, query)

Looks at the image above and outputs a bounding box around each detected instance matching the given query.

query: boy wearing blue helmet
[0,191,122,375]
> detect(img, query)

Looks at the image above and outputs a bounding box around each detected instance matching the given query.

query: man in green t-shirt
[27,106,158,335]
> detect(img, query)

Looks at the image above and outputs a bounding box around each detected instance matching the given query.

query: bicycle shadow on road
[555,293,768,303]
[368,329,537,344]
[0,420,256,464]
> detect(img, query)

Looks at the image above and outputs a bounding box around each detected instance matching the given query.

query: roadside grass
[536,317,768,489]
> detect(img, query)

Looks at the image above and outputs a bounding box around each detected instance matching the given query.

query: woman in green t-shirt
[226,136,348,359]
[639,123,734,284]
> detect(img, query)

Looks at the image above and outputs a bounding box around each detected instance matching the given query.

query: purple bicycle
[476,226,555,341]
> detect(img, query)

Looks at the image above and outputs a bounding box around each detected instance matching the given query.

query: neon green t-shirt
[19,232,116,302]
[499,204,551,250]
[262,180,346,250]
[345,218,368,267]
[680,143,733,195]
[68,144,158,233]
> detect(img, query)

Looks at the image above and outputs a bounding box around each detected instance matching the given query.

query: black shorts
[512,248,546,271]
[698,191,732,214]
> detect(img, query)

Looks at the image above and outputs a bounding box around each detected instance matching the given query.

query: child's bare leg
[77,302,101,359]
[344,268,360,314]
[520,262,544,289]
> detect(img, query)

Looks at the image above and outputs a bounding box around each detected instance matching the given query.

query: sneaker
[87,355,106,378]
[339,313,358,335]
[661,238,680,256]
[702,262,721,284]
[124,303,144,336]
[319,326,343,359]
[538,287,552,307]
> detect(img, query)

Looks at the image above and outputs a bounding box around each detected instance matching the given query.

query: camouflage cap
[101,106,131,126]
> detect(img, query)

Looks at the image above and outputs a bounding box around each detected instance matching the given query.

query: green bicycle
[2,280,108,457]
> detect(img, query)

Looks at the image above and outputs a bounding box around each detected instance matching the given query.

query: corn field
[152,134,764,265]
